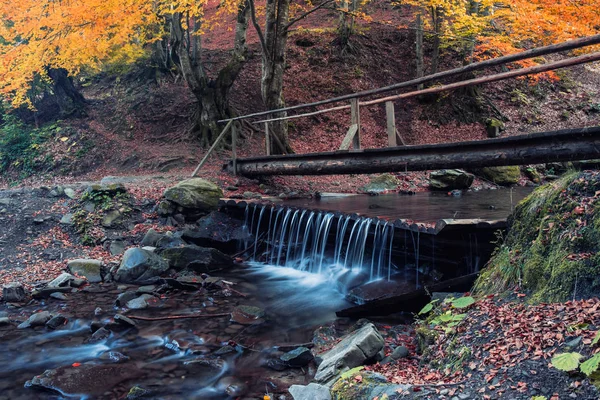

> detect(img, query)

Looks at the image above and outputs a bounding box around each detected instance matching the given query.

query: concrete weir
[219,199,506,316]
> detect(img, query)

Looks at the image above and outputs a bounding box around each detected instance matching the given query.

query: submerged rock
[3,282,27,302]
[67,259,103,283]
[230,305,265,325]
[114,248,169,283]
[25,364,141,397]
[163,178,222,211]
[314,322,384,384]
[429,169,474,190]
[125,294,156,310]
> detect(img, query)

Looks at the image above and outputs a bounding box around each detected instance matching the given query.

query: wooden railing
[191,34,600,177]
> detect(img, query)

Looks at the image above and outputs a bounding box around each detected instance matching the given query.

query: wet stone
[25,364,141,398]
[46,315,67,330]
[214,345,236,355]
[115,291,139,307]
[48,273,75,288]
[99,351,130,363]
[280,347,314,367]
[2,282,27,302]
[50,292,68,300]
[89,327,111,343]
[127,385,150,399]
[136,285,157,294]
[266,358,289,371]
[0,317,11,326]
[230,305,265,325]
[70,278,87,288]
[126,294,155,310]
[18,311,52,329]
[114,314,137,328]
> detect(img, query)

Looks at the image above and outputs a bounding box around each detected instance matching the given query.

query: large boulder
[67,259,103,283]
[360,174,399,193]
[159,245,233,272]
[314,323,385,384]
[182,211,252,253]
[114,248,169,283]
[163,178,223,211]
[429,169,474,190]
[478,166,520,185]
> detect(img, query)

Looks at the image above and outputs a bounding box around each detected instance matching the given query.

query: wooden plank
[339,124,358,150]
[225,126,600,176]
[219,34,600,123]
[191,120,233,177]
[351,99,361,149]
[395,128,406,146]
[231,123,237,176]
[265,122,271,156]
[386,101,396,147]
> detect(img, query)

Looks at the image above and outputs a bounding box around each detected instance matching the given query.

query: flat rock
[230,305,265,325]
[67,259,103,283]
[314,322,385,384]
[49,292,68,300]
[125,294,156,310]
[163,178,222,211]
[281,347,314,367]
[48,273,75,288]
[289,383,332,400]
[60,213,74,225]
[46,315,67,330]
[25,364,141,397]
[18,311,52,329]
[114,314,137,328]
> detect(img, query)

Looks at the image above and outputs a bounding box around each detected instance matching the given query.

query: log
[225,126,600,176]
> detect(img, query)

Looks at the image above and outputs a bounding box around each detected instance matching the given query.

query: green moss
[475,171,600,302]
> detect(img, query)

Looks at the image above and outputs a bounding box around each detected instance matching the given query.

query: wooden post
[231,123,237,175]
[191,120,233,177]
[265,122,271,156]
[386,101,396,147]
[416,13,424,90]
[351,98,361,149]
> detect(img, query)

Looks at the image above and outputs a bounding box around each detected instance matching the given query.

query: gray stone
[390,345,409,360]
[289,383,331,400]
[155,232,186,249]
[60,213,74,225]
[46,315,67,330]
[48,273,75,288]
[70,278,87,288]
[125,294,155,310]
[3,282,27,302]
[140,229,162,247]
[18,311,52,329]
[113,314,137,328]
[242,191,262,199]
[127,385,150,399]
[114,248,169,283]
[430,169,474,190]
[159,245,233,272]
[281,347,314,367]
[157,200,175,217]
[109,240,126,256]
[102,210,122,228]
[67,259,103,283]
[115,291,139,307]
[361,174,400,193]
[64,188,77,199]
[24,364,141,397]
[0,198,11,206]
[458,394,470,400]
[314,322,385,384]
[230,305,265,325]
[182,211,252,253]
[89,327,111,343]
[50,292,68,300]
[85,183,127,195]
[163,178,222,211]
[0,317,10,325]
[137,285,157,294]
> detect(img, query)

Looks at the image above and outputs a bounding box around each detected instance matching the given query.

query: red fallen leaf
[72,362,81,367]
[573,206,585,215]
[517,293,526,298]
[354,375,362,383]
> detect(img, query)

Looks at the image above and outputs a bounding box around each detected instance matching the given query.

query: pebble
[50,292,68,300]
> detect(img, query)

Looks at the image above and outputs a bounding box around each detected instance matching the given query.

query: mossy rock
[85,183,127,195]
[361,174,399,193]
[330,370,409,400]
[429,169,474,190]
[163,178,223,211]
[479,166,521,185]
[475,171,600,302]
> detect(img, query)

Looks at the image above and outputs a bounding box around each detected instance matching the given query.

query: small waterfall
[242,205,397,282]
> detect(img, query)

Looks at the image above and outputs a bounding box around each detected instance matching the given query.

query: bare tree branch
[248,0,269,58]
[285,0,335,30]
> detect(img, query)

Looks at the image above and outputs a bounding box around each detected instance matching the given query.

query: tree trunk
[171,2,250,146]
[261,0,293,154]
[430,6,443,74]
[47,68,86,117]
[415,13,424,90]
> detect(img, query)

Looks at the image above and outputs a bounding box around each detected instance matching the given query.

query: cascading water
[242,205,398,287]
